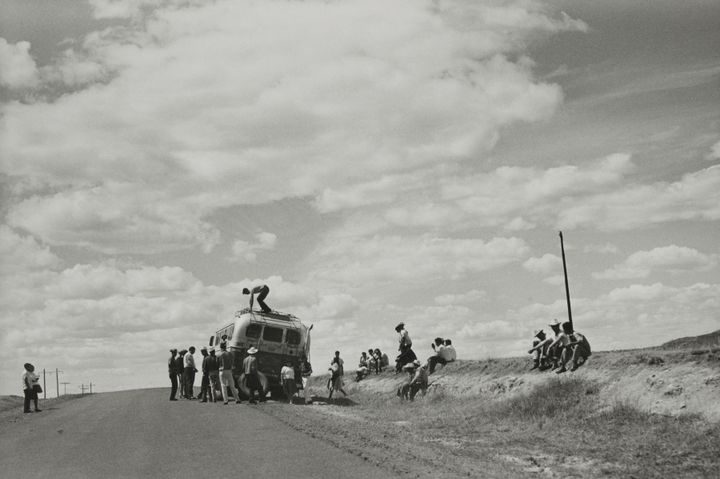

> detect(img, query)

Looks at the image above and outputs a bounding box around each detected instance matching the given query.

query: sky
[0,0,718,395]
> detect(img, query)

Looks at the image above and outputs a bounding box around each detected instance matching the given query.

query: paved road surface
[0,389,396,479]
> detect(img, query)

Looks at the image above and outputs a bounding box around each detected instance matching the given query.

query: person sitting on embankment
[556,323,592,373]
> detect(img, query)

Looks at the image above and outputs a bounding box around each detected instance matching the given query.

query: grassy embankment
[270,338,720,478]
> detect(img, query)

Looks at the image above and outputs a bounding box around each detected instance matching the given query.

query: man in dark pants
[168,348,179,401]
[175,350,186,399]
[199,347,213,402]
[183,346,197,399]
[242,284,272,313]
[243,347,263,403]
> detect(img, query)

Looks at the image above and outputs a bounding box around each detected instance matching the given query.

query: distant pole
[56,368,60,398]
[61,382,70,395]
[42,369,47,400]
[79,384,86,396]
[559,231,574,332]
[89,382,93,394]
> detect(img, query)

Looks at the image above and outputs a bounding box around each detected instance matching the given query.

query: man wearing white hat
[243,347,263,404]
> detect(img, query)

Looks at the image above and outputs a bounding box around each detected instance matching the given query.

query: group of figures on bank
[528,319,592,373]
[167,342,313,405]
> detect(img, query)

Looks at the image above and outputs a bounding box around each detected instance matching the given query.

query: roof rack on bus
[234,308,299,321]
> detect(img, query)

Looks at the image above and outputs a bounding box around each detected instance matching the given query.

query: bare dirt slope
[0,389,397,479]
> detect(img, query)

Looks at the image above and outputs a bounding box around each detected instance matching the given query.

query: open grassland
[261,343,720,478]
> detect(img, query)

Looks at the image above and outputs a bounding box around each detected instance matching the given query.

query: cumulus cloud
[523,253,561,275]
[593,245,718,280]
[434,289,487,306]
[308,234,529,286]
[230,231,278,263]
[1,0,581,254]
[0,39,40,88]
[709,140,720,161]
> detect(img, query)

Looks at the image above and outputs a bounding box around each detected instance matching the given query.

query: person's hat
[413,359,421,366]
[24,363,34,372]
[179,349,187,354]
[247,346,258,355]
[209,348,216,354]
[533,329,544,338]
[395,322,405,331]
[549,318,561,328]
[170,348,177,353]
[200,346,207,351]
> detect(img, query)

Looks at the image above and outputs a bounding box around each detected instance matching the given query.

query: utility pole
[48,369,64,398]
[79,384,87,396]
[42,369,47,399]
[89,382,93,394]
[559,231,574,333]
[61,382,70,395]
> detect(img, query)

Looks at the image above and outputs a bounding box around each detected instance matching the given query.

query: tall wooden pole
[559,231,573,332]
[56,368,60,398]
[42,369,47,399]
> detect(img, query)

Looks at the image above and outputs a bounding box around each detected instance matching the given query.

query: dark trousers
[245,373,262,402]
[169,373,178,400]
[24,389,38,412]
[183,368,195,398]
[255,286,271,313]
[427,356,447,374]
[200,373,212,401]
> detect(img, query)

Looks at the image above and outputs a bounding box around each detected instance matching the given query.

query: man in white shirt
[442,339,457,362]
[183,346,197,399]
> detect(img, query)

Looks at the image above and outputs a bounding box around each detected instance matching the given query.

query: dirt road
[0,389,397,479]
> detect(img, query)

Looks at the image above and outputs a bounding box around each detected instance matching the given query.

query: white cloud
[0,226,60,273]
[584,243,619,254]
[0,39,40,88]
[1,0,580,253]
[308,234,529,286]
[522,253,561,275]
[709,140,720,161]
[434,289,487,306]
[231,231,278,263]
[594,245,718,280]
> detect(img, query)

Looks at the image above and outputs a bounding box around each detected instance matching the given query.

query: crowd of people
[167,342,314,405]
[528,319,592,373]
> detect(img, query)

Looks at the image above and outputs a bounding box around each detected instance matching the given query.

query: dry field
[261,338,720,478]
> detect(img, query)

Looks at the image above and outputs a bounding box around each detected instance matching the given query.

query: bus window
[226,325,235,340]
[263,326,283,343]
[246,324,261,339]
[286,329,300,345]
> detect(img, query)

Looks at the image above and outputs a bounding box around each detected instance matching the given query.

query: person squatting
[528,319,592,373]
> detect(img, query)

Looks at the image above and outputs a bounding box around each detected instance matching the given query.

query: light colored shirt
[280,366,295,380]
[442,345,457,361]
[184,352,195,369]
[243,355,258,374]
[398,329,411,347]
[22,371,39,390]
[411,367,429,385]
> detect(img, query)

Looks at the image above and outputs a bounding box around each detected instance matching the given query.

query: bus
[209,307,312,398]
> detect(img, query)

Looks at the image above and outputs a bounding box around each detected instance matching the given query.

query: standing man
[299,354,313,404]
[168,348,179,401]
[243,347,263,404]
[242,284,272,313]
[183,346,197,399]
[218,342,241,405]
[199,347,212,403]
[176,350,186,399]
[207,348,220,402]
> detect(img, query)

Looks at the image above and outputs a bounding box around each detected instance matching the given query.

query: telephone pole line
[559,231,574,332]
[60,382,70,395]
